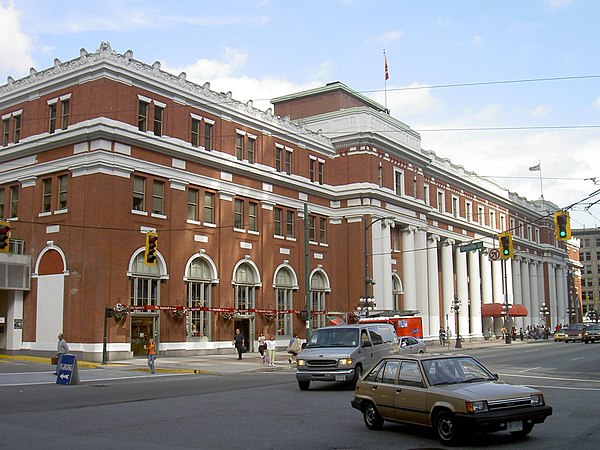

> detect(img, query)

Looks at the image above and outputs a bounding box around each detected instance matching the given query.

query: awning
[481,303,529,318]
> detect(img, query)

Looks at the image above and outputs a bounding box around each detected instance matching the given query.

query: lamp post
[539,303,550,327]
[357,297,377,317]
[451,296,462,349]
[363,215,394,316]
[566,306,576,325]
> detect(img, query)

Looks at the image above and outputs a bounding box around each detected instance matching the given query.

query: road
[0,341,599,449]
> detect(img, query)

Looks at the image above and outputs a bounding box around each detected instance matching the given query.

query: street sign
[489,248,500,261]
[56,354,80,385]
[459,241,483,253]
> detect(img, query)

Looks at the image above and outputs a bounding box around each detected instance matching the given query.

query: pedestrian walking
[54,333,69,375]
[287,334,301,364]
[438,327,446,346]
[258,332,266,358]
[266,335,277,367]
[145,338,157,374]
[233,328,245,360]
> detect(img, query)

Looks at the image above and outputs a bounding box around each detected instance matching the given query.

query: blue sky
[2,0,600,229]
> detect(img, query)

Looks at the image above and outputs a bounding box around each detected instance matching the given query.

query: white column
[548,263,557,328]
[455,246,469,338]
[520,258,531,330]
[491,258,503,336]
[415,227,429,331]
[441,239,455,332]
[556,265,567,326]
[468,250,483,338]
[427,234,441,340]
[6,291,24,351]
[372,219,394,311]
[511,258,522,307]
[481,251,494,337]
[537,262,547,326]
[401,226,417,311]
[529,262,540,329]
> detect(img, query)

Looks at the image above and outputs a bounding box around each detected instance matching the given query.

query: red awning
[481,303,529,318]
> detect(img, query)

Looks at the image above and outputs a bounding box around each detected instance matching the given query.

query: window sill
[131,209,148,216]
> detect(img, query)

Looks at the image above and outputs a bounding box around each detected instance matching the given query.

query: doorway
[234,318,253,352]
[131,316,157,357]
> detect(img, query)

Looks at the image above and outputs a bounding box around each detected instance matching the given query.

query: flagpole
[383,49,388,112]
[538,163,544,200]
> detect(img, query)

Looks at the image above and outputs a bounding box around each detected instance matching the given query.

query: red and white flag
[384,54,390,81]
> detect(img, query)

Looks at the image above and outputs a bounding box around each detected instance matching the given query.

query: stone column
[520,258,531,330]
[441,239,455,333]
[401,226,417,311]
[415,227,429,333]
[455,246,469,338]
[468,249,483,338]
[480,250,494,338]
[427,234,441,340]
[529,261,540,330]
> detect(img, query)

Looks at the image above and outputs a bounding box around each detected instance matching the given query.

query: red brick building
[0,43,572,361]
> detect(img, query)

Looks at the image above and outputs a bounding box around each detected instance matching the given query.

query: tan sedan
[351,354,552,445]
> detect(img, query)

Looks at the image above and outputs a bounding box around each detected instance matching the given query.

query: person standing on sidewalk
[233,329,245,360]
[145,338,157,374]
[287,334,301,364]
[258,332,266,358]
[438,327,446,346]
[54,333,69,375]
[266,335,277,367]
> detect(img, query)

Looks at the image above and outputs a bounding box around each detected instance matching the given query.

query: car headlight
[530,394,543,405]
[296,359,306,366]
[466,401,488,413]
[338,358,353,366]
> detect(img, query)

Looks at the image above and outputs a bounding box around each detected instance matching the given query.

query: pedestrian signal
[144,231,158,265]
[554,211,571,241]
[498,232,514,259]
[0,221,10,253]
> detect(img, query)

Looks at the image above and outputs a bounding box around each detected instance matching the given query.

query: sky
[2,0,600,230]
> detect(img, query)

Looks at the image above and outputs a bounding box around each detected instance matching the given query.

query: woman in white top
[266,335,277,367]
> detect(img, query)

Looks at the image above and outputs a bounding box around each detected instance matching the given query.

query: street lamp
[451,296,462,349]
[539,303,550,327]
[502,303,513,344]
[357,297,377,317]
[566,306,576,324]
[363,215,394,314]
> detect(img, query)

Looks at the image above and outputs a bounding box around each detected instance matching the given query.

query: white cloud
[0,0,34,77]
[530,105,551,118]
[473,35,484,46]
[545,0,575,10]
[364,30,404,46]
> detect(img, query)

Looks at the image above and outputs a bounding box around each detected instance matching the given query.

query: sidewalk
[1,337,551,376]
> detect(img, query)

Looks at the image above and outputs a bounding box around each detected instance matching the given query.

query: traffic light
[144,231,158,265]
[554,211,571,241]
[498,232,514,259]
[0,221,10,253]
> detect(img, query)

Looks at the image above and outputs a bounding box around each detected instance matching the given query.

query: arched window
[310,270,329,330]
[130,252,161,307]
[275,266,295,336]
[393,273,403,311]
[234,262,258,311]
[186,257,214,339]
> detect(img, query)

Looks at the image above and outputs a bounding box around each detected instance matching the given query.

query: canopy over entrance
[481,303,528,318]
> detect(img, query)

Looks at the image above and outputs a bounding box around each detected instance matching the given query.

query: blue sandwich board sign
[56,354,80,385]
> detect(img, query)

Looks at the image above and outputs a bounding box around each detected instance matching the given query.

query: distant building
[0,43,572,360]
[572,228,600,321]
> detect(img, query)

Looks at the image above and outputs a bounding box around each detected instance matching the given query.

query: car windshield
[423,357,495,386]
[305,328,359,348]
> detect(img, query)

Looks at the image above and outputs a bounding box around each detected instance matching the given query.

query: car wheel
[363,402,384,430]
[435,411,460,445]
[298,380,310,391]
[510,422,534,437]
[350,365,363,388]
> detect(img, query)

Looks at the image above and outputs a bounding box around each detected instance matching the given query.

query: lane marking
[500,373,600,383]
[518,367,540,373]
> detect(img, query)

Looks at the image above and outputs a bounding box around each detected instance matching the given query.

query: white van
[295,324,398,390]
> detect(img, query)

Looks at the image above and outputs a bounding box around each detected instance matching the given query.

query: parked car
[351,354,552,445]
[564,323,587,342]
[399,336,426,353]
[295,324,398,390]
[553,327,567,342]
[583,324,600,343]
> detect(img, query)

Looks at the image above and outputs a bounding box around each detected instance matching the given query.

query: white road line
[500,373,600,383]
[527,384,600,391]
[518,367,541,373]
[571,356,586,361]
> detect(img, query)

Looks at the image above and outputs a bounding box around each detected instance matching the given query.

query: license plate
[335,375,346,381]
[507,421,523,432]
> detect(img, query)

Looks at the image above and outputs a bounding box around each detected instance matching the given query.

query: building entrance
[131,316,157,357]
[234,317,254,352]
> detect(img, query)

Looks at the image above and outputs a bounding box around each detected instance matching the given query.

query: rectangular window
[42,178,52,213]
[452,197,459,218]
[2,118,8,146]
[152,180,164,214]
[138,101,149,132]
[236,133,244,160]
[489,210,496,229]
[204,122,213,150]
[191,118,200,147]
[49,103,57,133]
[13,114,21,143]
[57,175,68,210]
[308,215,316,241]
[478,206,484,225]
[188,188,199,221]
[133,176,145,211]
[234,199,244,229]
[248,201,258,231]
[10,185,18,218]
[61,99,70,130]
[437,191,444,213]
[247,137,255,164]
[204,192,215,223]
[286,210,294,238]
[274,207,282,235]
[466,202,472,221]
[0,188,4,218]
[378,164,383,188]
[153,105,164,136]
[310,159,316,182]
[285,149,292,175]
[318,161,324,184]
[275,146,282,172]
[319,218,327,244]
[423,185,430,206]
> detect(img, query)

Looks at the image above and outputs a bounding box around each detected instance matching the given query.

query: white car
[398,336,426,353]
